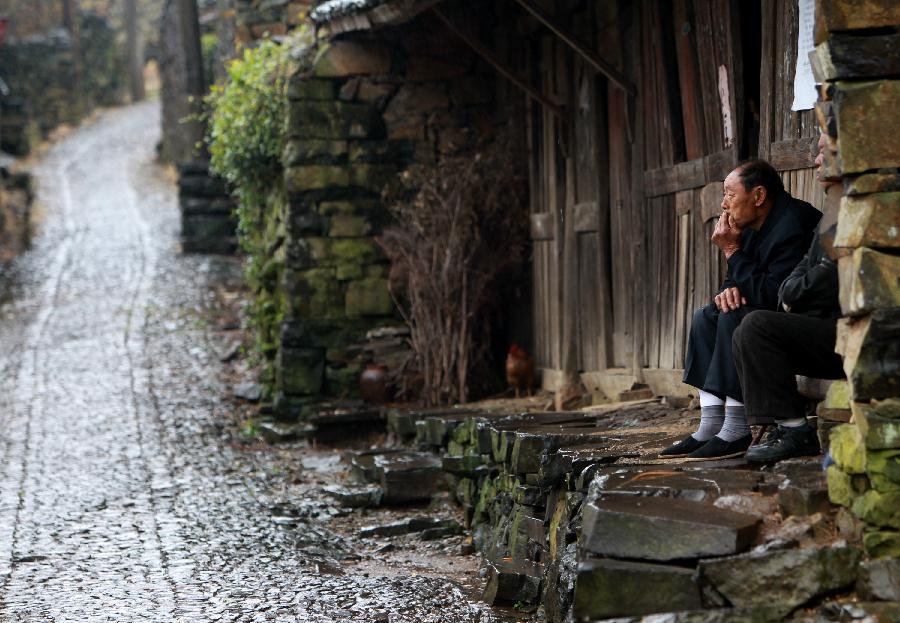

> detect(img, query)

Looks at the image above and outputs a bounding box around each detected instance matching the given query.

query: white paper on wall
[791,0,817,111]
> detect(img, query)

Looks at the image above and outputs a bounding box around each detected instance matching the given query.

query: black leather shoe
[658,435,709,459]
[683,434,752,461]
[746,422,820,463]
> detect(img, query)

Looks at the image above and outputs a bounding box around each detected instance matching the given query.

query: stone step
[699,545,861,618]
[580,496,760,561]
[374,452,442,504]
[482,558,543,606]
[573,558,702,620]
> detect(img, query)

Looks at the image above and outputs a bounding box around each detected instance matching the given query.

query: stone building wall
[813,0,900,560]
[274,16,498,414]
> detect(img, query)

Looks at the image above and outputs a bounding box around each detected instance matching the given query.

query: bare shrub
[378,134,528,406]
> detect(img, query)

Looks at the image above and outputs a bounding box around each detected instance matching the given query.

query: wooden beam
[511,0,635,95]
[432,7,564,119]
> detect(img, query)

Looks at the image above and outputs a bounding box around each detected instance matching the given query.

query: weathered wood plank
[673,0,706,159]
[530,212,556,240]
[769,136,818,171]
[574,201,599,233]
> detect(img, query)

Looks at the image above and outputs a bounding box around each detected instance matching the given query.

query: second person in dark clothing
[735,134,846,463]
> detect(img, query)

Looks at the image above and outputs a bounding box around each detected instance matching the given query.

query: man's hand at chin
[711,212,742,259]
[715,286,747,313]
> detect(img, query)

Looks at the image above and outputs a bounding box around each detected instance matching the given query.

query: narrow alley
[0,102,497,623]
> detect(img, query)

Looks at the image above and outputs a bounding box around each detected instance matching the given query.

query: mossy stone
[830,424,867,473]
[335,263,364,281]
[824,380,852,409]
[285,165,350,192]
[288,100,384,140]
[345,277,392,317]
[855,400,900,449]
[289,268,343,319]
[864,530,900,558]
[276,347,325,396]
[828,465,857,507]
[329,214,371,237]
[283,138,347,166]
[852,489,900,528]
[867,448,900,492]
[286,76,337,101]
[348,164,398,193]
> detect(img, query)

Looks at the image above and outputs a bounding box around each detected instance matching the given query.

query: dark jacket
[777,227,841,319]
[721,190,821,310]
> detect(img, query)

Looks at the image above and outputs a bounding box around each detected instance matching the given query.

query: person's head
[722,160,783,230]
[815,132,837,190]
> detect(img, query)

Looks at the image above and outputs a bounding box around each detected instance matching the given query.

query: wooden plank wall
[525,0,820,385]
[761,0,826,209]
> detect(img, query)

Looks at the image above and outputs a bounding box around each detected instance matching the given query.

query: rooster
[506,344,534,398]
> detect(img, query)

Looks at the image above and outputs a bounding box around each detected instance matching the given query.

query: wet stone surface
[0,103,503,622]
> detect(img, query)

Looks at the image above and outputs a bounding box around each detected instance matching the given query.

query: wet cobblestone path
[0,103,496,623]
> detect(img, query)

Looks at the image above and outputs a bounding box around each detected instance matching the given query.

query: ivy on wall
[204,35,309,390]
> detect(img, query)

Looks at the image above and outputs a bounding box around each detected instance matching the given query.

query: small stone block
[573,558,701,620]
[857,558,900,601]
[699,546,861,616]
[580,496,760,561]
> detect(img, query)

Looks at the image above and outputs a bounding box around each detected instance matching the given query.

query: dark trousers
[732,310,844,424]
[683,303,755,401]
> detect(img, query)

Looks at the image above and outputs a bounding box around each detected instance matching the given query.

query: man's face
[721,170,766,230]
[815,132,836,190]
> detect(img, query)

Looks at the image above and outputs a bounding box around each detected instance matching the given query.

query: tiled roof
[310,0,444,33]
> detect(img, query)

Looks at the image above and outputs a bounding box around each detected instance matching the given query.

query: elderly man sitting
[660,160,821,461]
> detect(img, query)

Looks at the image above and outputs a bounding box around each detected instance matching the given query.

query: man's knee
[690,304,716,334]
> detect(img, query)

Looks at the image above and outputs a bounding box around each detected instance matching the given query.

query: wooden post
[177,0,206,99]
[176,0,207,160]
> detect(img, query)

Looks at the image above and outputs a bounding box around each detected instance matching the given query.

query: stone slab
[375,452,442,504]
[482,559,543,606]
[580,496,760,561]
[572,558,701,620]
[699,545,861,616]
[857,558,900,601]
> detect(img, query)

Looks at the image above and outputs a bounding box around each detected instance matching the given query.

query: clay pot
[360,363,392,404]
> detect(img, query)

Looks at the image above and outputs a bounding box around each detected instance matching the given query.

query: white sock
[718,396,750,442]
[700,391,725,407]
[692,405,725,441]
[778,417,807,428]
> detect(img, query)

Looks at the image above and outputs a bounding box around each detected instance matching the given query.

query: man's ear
[755,186,767,207]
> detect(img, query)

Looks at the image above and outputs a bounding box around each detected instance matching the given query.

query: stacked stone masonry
[310,401,900,621]
[813,0,900,561]
[179,161,239,255]
[234,0,313,41]
[275,17,497,410]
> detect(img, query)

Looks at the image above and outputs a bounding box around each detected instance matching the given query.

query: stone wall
[234,0,312,42]
[814,0,900,561]
[274,16,498,413]
[0,12,125,156]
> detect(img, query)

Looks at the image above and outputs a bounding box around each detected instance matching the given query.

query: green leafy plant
[204,36,309,387]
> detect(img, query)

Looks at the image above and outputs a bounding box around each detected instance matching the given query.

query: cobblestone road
[0,103,496,623]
